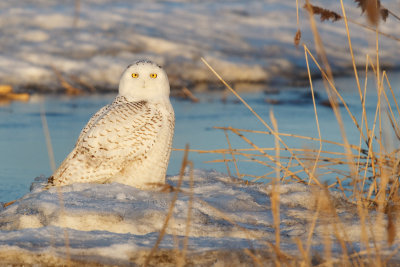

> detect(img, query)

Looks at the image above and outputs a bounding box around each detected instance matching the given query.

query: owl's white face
[118,60,170,102]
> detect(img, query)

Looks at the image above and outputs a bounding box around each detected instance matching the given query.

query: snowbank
[1,0,400,91]
[0,170,398,265]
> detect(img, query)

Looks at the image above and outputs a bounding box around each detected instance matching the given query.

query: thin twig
[224,130,241,178]
[40,104,71,266]
[201,57,322,185]
[144,144,190,266]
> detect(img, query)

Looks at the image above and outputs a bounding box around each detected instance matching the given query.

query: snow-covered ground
[1,0,400,91]
[0,170,398,265]
[1,1,400,265]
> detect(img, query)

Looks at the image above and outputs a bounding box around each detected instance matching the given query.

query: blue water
[1,74,399,202]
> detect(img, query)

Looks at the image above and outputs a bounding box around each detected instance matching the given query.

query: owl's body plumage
[49,60,175,189]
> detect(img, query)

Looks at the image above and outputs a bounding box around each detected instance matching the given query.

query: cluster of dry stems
[162,1,400,265]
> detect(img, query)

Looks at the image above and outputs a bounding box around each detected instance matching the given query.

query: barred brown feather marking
[51,100,165,185]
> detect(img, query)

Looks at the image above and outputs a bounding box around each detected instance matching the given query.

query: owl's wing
[81,100,163,161]
[75,104,111,145]
[50,101,164,185]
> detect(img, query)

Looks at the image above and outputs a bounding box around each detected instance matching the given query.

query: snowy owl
[48,60,175,189]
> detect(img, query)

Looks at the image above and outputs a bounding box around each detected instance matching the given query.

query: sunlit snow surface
[1,0,400,264]
[1,0,400,90]
[0,170,398,265]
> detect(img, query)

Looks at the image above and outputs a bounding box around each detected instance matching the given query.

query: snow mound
[0,170,398,265]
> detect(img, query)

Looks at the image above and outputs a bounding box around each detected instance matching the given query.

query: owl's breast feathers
[49,98,173,186]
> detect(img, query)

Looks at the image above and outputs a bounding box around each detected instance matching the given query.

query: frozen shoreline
[0,170,398,265]
[1,0,400,92]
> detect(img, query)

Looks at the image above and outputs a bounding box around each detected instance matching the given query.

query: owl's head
[118,60,170,102]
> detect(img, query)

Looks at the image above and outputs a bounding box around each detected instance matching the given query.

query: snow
[1,0,400,264]
[0,170,398,265]
[1,0,400,91]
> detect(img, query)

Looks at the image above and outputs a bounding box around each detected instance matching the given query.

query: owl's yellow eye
[131,73,139,78]
[150,73,157,78]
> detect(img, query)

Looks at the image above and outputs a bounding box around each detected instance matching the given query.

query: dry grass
[167,3,400,264]
[144,145,191,267]
[40,104,71,266]
[198,56,400,196]
[190,58,399,265]
[73,0,80,27]
[301,3,400,42]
